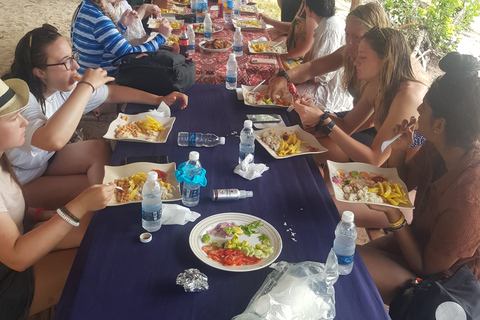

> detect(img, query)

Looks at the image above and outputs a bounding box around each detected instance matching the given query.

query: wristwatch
[277,70,290,83]
[314,113,330,131]
[321,120,335,135]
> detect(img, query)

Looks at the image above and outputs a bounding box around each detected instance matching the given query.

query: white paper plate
[248,41,287,55]
[199,40,233,53]
[189,213,282,272]
[148,17,184,30]
[255,125,328,159]
[233,18,266,30]
[327,160,414,209]
[191,23,224,34]
[161,6,187,16]
[103,112,175,143]
[241,4,258,14]
[173,0,189,6]
[241,85,292,108]
[103,162,181,206]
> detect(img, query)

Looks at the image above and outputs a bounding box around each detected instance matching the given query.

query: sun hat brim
[0,79,30,117]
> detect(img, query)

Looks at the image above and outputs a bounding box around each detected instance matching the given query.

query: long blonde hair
[341,2,390,95]
[363,27,417,126]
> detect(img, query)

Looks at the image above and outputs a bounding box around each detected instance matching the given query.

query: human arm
[31,68,115,151]
[136,3,162,20]
[0,184,115,272]
[280,14,317,60]
[266,46,345,99]
[105,86,188,109]
[258,13,291,34]
[153,0,174,9]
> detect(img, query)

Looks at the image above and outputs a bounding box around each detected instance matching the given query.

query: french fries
[277,134,304,157]
[368,181,411,206]
[136,115,165,133]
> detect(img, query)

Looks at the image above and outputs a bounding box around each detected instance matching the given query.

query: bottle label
[234,45,242,53]
[336,254,354,265]
[226,75,237,83]
[196,2,207,13]
[142,209,162,221]
[204,32,212,38]
[224,0,234,11]
[188,132,196,146]
[234,9,240,15]
[179,39,187,46]
[188,44,195,51]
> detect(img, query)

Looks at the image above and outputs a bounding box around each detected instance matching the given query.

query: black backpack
[113,50,196,96]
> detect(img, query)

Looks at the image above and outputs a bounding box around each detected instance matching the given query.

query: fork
[380,124,414,153]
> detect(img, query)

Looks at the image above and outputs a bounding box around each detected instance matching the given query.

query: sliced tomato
[202,245,262,266]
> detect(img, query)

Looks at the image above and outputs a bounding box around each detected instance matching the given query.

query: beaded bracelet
[387,219,407,232]
[60,206,80,223]
[78,81,95,93]
[389,215,405,229]
[56,208,80,227]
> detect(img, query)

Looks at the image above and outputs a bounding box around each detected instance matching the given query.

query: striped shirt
[71,0,166,76]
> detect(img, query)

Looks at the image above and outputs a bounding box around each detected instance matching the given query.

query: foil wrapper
[176,268,209,292]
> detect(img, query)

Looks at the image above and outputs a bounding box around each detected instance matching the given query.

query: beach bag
[113,50,195,96]
[389,265,480,320]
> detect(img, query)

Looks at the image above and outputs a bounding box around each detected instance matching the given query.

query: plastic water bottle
[233,0,241,20]
[204,13,213,41]
[182,151,202,207]
[178,132,226,147]
[226,53,237,90]
[142,171,163,232]
[187,25,195,57]
[333,211,357,275]
[179,26,188,58]
[223,0,234,23]
[190,0,196,13]
[233,26,243,56]
[239,119,255,163]
[196,0,207,23]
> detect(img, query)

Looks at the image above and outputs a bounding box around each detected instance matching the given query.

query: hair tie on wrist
[156,95,164,105]
[78,81,95,93]
[34,207,43,222]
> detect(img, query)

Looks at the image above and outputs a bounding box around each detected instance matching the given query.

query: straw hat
[0,78,29,117]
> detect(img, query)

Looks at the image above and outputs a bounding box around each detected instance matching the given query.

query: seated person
[293,0,352,113]
[106,0,162,46]
[0,77,115,319]
[358,52,480,304]
[258,0,317,66]
[266,0,303,41]
[71,0,172,76]
[3,24,188,209]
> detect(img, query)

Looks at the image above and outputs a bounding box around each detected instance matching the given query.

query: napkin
[148,101,171,117]
[234,154,269,180]
[251,36,268,43]
[162,204,200,225]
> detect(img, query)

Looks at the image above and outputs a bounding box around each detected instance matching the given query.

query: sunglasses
[43,50,80,71]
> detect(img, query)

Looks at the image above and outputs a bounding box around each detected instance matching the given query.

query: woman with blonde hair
[0,78,115,319]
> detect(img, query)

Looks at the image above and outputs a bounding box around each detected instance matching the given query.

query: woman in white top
[0,77,115,319]
[3,24,188,209]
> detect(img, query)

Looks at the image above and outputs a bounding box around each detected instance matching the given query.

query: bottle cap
[219,137,225,145]
[206,13,210,18]
[189,151,200,161]
[244,119,253,128]
[342,211,354,223]
[239,190,253,198]
[235,27,241,32]
[187,24,193,30]
[140,232,152,243]
[181,26,186,31]
[147,171,158,181]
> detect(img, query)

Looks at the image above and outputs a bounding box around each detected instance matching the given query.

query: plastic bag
[232,249,339,320]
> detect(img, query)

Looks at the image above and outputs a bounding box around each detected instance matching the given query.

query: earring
[434,130,437,134]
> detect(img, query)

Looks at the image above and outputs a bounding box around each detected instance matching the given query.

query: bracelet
[314,112,330,131]
[60,206,81,223]
[386,219,407,232]
[56,208,80,227]
[34,207,44,222]
[277,70,290,83]
[156,95,164,105]
[117,21,127,34]
[78,81,95,93]
[389,215,405,229]
[320,120,335,135]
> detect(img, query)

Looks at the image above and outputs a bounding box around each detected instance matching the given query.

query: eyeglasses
[43,50,79,71]
[28,24,59,51]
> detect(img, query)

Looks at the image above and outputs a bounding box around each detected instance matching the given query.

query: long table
[54,84,389,319]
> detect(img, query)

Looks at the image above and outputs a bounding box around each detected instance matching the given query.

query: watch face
[321,121,334,135]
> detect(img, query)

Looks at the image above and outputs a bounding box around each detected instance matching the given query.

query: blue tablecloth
[54,84,389,320]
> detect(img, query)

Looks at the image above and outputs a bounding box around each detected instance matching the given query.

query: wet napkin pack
[162,204,200,225]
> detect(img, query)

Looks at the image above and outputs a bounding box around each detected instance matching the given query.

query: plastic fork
[381,124,414,153]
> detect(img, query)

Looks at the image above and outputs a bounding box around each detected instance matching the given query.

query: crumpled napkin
[251,36,268,43]
[162,204,200,225]
[234,154,269,180]
[148,101,171,117]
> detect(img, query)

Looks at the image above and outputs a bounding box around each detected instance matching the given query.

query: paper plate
[103,162,181,206]
[233,18,266,30]
[327,160,414,209]
[255,125,328,159]
[103,112,175,143]
[248,41,288,55]
[241,85,292,108]
[199,40,233,53]
[189,213,282,272]
[191,23,224,34]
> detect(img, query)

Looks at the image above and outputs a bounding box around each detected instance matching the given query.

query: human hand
[154,18,172,39]
[74,183,116,213]
[266,76,287,100]
[147,4,162,17]
[367,204,404,223]
[153,0,174,9]
[81,68,115,90]
[391,116,416,152]
[119,9,139,27]
[293,94,323,128]
[256,13,272,25]
[161,92,188,109]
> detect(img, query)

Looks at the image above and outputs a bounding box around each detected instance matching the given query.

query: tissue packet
[232,249,339,320]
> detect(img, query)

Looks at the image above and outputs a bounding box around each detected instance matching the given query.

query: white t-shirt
[297,15,353,113]
[6,84,109,185]
[0,168,25,234]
